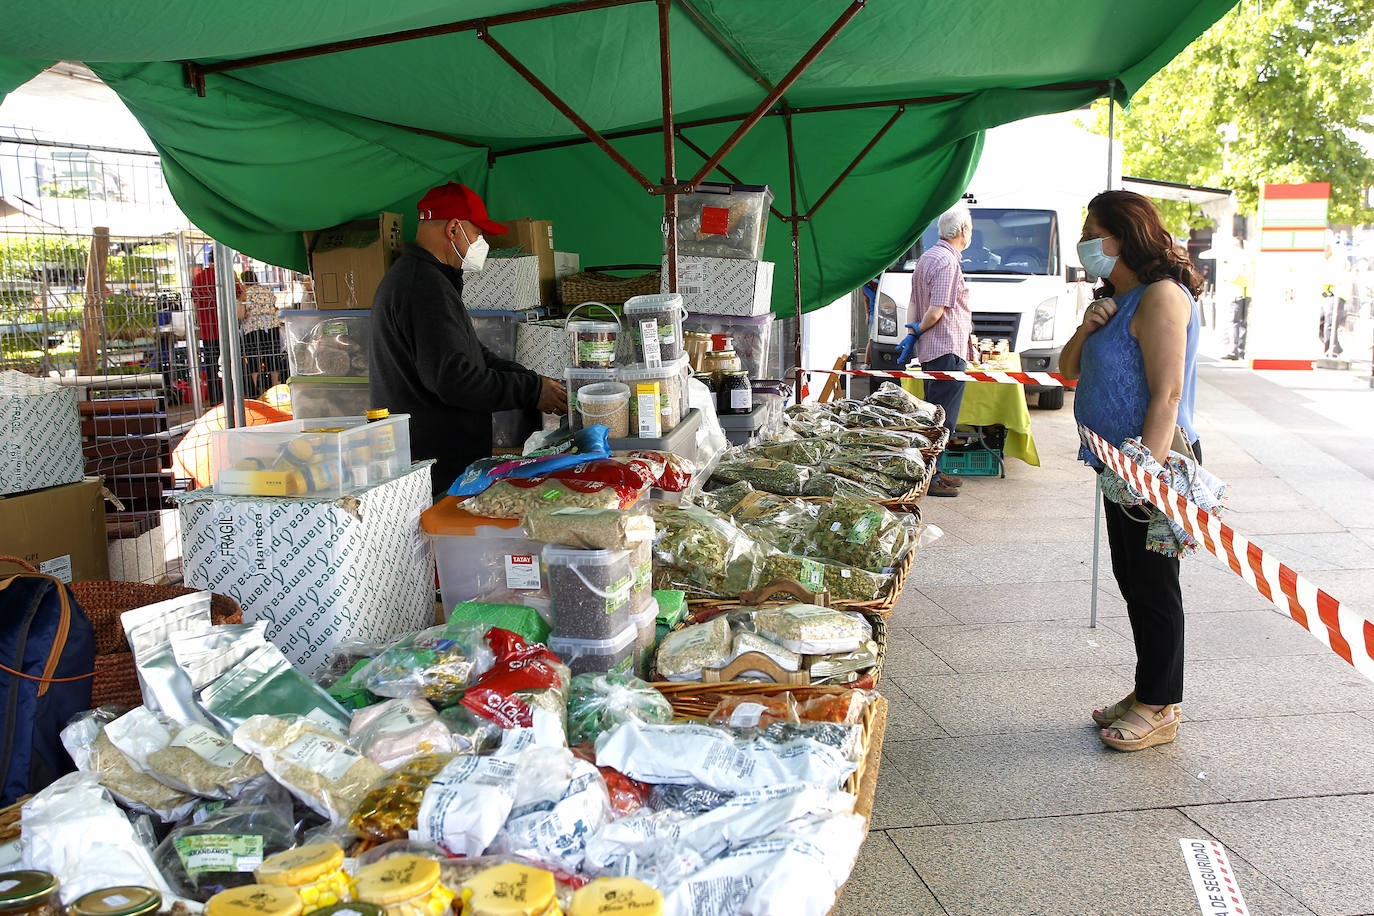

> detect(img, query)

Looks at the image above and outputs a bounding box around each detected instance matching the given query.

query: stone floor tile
[886,588,961,628]
[890,809,1315,916]
[882,687,950,742]
[1295,567,1374,600]
[1223,508,1349,535]
[920,580,1126,625]
[1252,532,1374,571]
[1165,653,1374,720]
[892,667,1134,737]
[867,761,944,831]
[881,628,958,678]
[1182,795,1374,916]
[910,619,1135,674]
[1157,712,1374,801]
[831,831,945,916]
[1098,609,1329,661]
[880,729,1222,824]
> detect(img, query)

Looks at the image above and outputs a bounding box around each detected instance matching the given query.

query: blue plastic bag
[448,425,611,497]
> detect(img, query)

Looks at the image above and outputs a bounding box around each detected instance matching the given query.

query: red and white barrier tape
[800,366,1077,387]
[1078,424,1374,683]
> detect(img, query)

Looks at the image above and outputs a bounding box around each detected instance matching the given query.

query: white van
[871,204,1094,409]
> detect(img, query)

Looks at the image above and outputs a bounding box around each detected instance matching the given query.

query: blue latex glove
[895,324,922,365]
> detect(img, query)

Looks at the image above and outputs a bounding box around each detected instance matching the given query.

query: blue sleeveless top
[1075,281,1199,468]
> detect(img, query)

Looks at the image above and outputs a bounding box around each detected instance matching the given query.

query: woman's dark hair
[1086,190,1204,299]
[241,269,258,284]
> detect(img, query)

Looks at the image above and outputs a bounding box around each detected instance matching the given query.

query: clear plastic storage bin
[616,356,691,438]
[469,310,522,361]
[279,309,372,378]
[674,183,774,260]
[422,495,551,612]
[684,313,774,379]
[630,595,657,680]
[287,376,373,419]
[565,368,617,431]
[544,544,633,641]
[549,624,637,677]
[212,414,410,497]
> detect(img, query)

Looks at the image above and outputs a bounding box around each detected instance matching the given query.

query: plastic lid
[353,856,442,907]
[542,544,632,566]
[624,293,684,314]
[550,622,637,653]
[309,905,384,916]
[567,319,620,332]
[0,871,56,906]
[576,382,630,404]
[616,356,691,380]
[422,495,524,535]
[569,878,663,916]
[256,843,346,887]
[365,408,390,420]
[564,367,617,381]
[69,887,162,916]
[286,375,371,386]
[461,863,557,915]
[205,886,303,916]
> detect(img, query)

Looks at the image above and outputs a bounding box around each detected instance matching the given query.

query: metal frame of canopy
[181,0,1112,398]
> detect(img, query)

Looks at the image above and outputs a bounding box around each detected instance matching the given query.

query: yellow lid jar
[460,864,561,916]
[206,885,305,916]
[256,844,355,913]
[568,878,662,916]
[353,856,455,916]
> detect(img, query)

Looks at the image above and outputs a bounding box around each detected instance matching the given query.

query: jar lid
[70,886,162,916]
[569,878,663,916]
[205,885,304,916]
[354,856,442,907]
[0,871,56,907]
[256,843,346,887]
[462,863,557,916]
[365,408,390,420]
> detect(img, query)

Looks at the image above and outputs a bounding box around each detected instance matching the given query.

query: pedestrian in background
[189,249,241,405]
[907,202,976,498]
[1061,189,1204,752]
[237,269,284,397]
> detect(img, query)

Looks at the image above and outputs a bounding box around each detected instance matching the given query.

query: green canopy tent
[0,0,1235,375]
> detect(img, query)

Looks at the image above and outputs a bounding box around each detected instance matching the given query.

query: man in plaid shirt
[908,203,975,497]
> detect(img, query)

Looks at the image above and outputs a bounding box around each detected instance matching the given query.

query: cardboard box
[0,477,109,582]
[463,256,541,311]
[304,213,404,310]
[178,462,435,677]
[491,218,556,305]
[664,256,775,317]
[0,370,83,496]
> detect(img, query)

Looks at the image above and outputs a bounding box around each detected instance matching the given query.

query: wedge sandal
[1100,701,1179,752]
[1092,692,1181,728]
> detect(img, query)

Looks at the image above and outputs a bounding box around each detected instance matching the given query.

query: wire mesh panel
[0,132,308,585]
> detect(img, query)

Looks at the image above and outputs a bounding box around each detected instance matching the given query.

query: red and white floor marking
[1181,839,1250,916]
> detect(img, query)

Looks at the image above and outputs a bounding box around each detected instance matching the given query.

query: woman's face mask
[1077,236,1118,279]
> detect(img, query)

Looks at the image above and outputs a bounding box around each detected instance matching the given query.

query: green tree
[1092,0,1374,233]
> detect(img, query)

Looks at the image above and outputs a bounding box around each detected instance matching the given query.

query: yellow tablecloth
[902,356,1041,467]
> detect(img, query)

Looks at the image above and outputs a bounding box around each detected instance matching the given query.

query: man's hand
[895,324,922,365]
[537,376,568,414]
[1080,297,1118,336]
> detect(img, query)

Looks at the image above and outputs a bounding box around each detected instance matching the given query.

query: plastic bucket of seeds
[576,382,631,438]
[566,302,623,369]
[543,544,633,641]
[624,293,686,363]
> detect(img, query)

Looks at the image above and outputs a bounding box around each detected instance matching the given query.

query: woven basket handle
[741,578,830,607]
[702,652,810,685]
[0,556,39,574]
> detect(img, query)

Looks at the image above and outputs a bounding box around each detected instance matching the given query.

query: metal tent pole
[1106,82,1115,190]
[176,231,205,417]
[215,241,246,428]
[1090,473,1102,628]
[783,105,804,402]
[658,0,679,292]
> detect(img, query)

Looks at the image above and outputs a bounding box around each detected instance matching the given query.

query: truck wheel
[1037,388,1065,410]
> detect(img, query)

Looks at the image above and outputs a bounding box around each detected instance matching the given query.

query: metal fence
[0,132,308,584]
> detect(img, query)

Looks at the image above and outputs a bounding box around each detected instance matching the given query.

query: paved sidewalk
[836,364,1374,916]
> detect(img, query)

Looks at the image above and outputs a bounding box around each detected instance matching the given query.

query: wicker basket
[71,581,244,709]
[561,266,661,307]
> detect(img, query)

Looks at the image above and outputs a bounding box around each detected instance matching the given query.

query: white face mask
[451,224,489,272]
[1077,237,1118,279]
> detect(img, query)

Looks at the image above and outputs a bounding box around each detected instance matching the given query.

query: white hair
[937,203,972,241]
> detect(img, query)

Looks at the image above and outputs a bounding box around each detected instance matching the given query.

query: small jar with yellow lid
[256,843,355,913]
[309,904,385,916]
[69,886,161,916]
[568,878,661,916]
[205,884,304,916]
[460,863,562,916]
[353,855,454,916]
[0,870,61,916]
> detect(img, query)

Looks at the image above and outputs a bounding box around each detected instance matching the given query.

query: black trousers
[921,353,966,472]
[1100,439,1200,706]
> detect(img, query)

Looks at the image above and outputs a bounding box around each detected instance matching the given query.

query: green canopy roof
[0,0,1234,316]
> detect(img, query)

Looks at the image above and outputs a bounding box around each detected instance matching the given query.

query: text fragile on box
[178,462,435,677]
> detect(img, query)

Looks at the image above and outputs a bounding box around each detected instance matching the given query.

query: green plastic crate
[942,446,1003,477]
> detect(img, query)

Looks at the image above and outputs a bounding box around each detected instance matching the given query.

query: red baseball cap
[416,182,508,235]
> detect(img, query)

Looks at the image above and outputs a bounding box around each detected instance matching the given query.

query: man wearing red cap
[371,182,567,496]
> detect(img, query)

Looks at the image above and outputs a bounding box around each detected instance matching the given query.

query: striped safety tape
[800,366,1077,387]
[1078,424,1374,683]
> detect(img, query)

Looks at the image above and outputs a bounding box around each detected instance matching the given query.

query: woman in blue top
[1060,190,1203,752]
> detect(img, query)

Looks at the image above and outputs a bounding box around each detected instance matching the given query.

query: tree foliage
[1093,0,1374,233]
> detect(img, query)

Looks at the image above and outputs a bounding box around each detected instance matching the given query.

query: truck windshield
[917,208,1059,276]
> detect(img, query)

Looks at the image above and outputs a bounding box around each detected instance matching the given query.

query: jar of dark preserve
[717,370,752,415]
